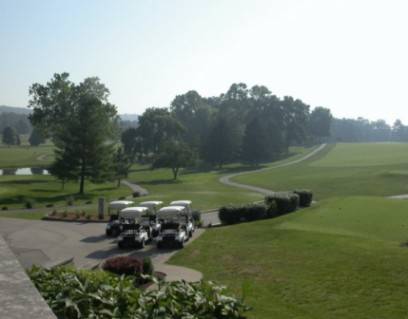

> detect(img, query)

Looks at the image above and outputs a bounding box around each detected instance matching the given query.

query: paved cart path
[220,144,327,195]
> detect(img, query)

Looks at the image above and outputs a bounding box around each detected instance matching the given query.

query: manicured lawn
[233,143,408,200]
[170,197,408,319]
[0,174,131,210]
[0,145,54,167]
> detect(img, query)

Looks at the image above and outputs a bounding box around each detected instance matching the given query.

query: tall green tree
[152,140,196,180]
[28,127,46,146]
[2,126,20,145]
[136,107,186,154]
[241,117,271,167]
[308,106,333,143]
[28,73,120,194]
[201,116,241,169]
[170,91,213,149]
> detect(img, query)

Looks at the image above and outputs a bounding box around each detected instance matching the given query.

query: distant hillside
[0,105,138,123]
[119,114,139,122]
[0,105,31,115]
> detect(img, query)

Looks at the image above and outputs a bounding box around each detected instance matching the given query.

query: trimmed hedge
[219,189,312,226]
[218,203,267,225]
[294,189,313,207]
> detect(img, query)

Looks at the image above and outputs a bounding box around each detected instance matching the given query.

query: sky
[1,0,407,124]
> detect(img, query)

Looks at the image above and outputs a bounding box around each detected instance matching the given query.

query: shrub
[142,258,154,277]
[192,210,201,223]
[23,197,34,209]
[85,200,92,205]
[62,211,68,218]
[218,205,241,225]
[102,255,143,277]
[45,203,54,207]
[1,206,7,211]
[242,203,267,221]
[265,192,299,216]
[86,214,91,220]
[294,189,313,207]
[27,265,249,319]
[132,191,140,198]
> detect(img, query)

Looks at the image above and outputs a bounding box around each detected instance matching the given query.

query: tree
[201,116,241,169]
[308,106,333,143]
[28,127,45,146]
[151,140,196,180]
[170,91,213,149]
[29,73,120,194]
[121,127,144,162]
[137,107,186,154]
[391,119,407,142]
[241,117,271,166]
[112,147,132,187]
[2,126,20,145]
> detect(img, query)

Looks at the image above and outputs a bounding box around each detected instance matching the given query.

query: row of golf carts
[106,200,195,249]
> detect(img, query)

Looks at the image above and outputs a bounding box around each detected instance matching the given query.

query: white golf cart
[105,200,134,236]
[117,206,151,249]
[169,200,195,238]
[137,200,164,237]
[155,206,190,249]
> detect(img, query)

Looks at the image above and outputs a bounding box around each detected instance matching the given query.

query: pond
[0,167,49,176]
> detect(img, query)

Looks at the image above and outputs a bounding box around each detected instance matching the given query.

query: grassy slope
[170,143,408,318]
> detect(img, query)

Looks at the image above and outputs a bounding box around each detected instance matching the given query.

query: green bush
[27,265,249,319]
[265,192,299,216]
[23,197,35,209]
[1,206,7,211]
[192,210,201,222]
[219,204,267,225]
[142,258,154,277]
[293,189,313,207]
[45,203,54,207]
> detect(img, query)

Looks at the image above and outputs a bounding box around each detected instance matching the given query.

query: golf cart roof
[109,200,134,209]
[169,200,192,206]
[157,206,186,218]
[119,206,149,219]
[139,201,164,208]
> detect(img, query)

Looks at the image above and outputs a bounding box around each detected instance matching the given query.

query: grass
[0,145,54,167]
[4,142,408,317]
[233,143,408,200]
[170,197,408,319]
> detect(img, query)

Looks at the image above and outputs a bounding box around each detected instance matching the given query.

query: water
[0,167,49,176]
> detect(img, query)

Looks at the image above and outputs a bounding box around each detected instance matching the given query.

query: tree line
[11,72,408,194]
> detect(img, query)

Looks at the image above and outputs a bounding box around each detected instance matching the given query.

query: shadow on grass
[138,179,179,186]
[0,179,50,185]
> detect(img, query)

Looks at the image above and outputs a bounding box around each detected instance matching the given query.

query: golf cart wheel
[139,239,145,249]
[179,240,184,249]
[118,242,124,249]
[157,243,162,249]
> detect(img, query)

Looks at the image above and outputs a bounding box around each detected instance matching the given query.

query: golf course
[2,142,408,318]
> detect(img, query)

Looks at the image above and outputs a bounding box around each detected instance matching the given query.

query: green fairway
[0,145,54,167]
[233,143,408,200]
[170,197,408,319]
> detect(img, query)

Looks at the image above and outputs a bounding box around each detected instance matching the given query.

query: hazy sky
[1,0,407,124]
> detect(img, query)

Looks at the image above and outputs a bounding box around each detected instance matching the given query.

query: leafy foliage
[28,73,120,194]
[2,125,21,145]
[27,265,249,319]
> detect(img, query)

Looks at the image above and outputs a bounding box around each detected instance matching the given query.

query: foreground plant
[27,265,249,319]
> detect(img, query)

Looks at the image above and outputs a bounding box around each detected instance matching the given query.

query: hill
[0,105,31,115]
